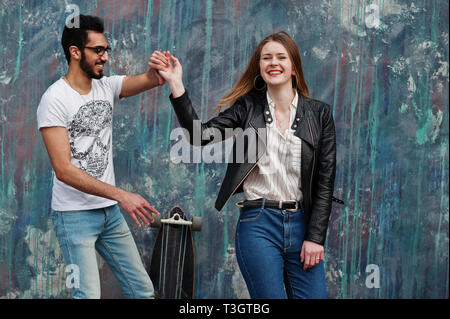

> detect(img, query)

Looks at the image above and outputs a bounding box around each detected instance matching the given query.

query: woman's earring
[292,75,297,89]
[253,74,267,91]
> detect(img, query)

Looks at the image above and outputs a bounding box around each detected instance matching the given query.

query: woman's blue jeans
[51,204,154,299]
[235,202,327,299]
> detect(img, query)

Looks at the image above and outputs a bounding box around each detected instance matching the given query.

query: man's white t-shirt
[37,75,125,211]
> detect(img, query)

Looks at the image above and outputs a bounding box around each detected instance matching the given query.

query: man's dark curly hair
[61,15,104,64]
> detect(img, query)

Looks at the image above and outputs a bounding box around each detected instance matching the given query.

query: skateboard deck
[149,206,201,299]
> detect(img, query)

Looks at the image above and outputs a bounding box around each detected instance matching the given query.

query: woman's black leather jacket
[170,89,341,245]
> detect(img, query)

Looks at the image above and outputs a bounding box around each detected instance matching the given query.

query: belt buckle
[235,200,244,208]
[285,201,299,212]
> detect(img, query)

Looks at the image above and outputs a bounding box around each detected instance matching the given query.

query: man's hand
[146,62,165,86]
[117,190,160,227]
[149,51,185,98]
[300,240,324,270]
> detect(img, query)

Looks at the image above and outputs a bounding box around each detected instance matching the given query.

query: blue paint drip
[13,5,22,83]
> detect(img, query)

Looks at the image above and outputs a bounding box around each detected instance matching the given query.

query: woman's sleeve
[170,90,245,146]
[305,104,337,245]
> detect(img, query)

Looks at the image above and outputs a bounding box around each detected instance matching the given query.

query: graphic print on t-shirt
[67,100,113,179]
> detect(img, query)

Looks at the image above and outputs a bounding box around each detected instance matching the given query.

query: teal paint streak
[1,107,5,202]
[200,0,213,120]
[12,5,22,84]
[144,0,153,54]
[435,142,447,296]
[350,1,368,298]
[163,0,176,153]
[366,3,379,275]
[111,0,117,74]
[341,1,367,298]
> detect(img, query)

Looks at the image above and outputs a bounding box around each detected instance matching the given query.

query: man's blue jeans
[51,204,154,299]
[235,202,327,299]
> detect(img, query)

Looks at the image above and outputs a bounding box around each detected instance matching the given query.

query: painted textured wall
[0,0,448,299]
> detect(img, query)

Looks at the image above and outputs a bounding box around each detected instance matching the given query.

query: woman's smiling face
[259,41,295,89]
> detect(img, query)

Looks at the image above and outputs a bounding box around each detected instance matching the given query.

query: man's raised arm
[119,54,169,98]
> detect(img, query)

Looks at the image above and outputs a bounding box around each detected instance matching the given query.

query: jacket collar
[249,91,315,148]
[293,94,315,148]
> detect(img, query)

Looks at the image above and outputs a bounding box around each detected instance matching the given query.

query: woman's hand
[149,51,185,98]
[300,240,324,270]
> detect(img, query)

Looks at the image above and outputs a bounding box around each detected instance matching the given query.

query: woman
[150,31,340,299]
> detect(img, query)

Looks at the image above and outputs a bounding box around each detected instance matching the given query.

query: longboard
[149,206,202,299]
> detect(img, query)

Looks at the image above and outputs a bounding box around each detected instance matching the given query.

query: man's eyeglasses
[84,46,111,56]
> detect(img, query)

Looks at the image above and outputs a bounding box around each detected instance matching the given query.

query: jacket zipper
[306,116,315,204]
[222,122,265,208]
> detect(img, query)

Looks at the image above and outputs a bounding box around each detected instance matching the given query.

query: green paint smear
[200,0,213,120]
[13,5,22,83]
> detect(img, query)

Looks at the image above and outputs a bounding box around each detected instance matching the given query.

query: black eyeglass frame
[83,46,111,56]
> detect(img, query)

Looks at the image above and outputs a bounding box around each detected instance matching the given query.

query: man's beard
[80,52,104,79]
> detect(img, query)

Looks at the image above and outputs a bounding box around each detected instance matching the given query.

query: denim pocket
[239,207,263,222]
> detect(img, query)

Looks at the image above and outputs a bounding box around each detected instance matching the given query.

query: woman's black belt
[235,199,302,212]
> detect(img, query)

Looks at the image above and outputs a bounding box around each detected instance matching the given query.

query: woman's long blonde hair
[216,31,310,112]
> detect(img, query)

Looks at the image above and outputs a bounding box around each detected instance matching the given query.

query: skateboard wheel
[151,214,161,228]
[191,216,202,232]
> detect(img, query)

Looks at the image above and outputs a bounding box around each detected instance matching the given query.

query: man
[37,15,168,299]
